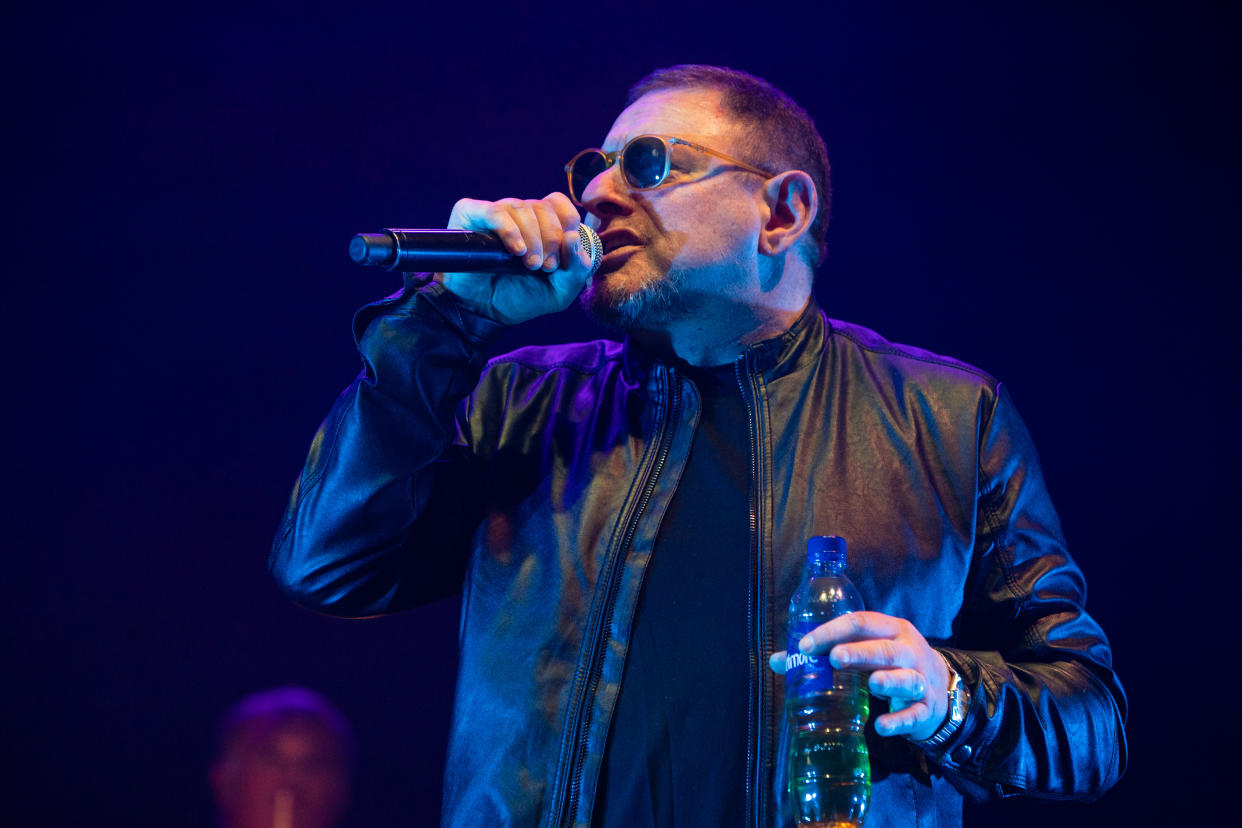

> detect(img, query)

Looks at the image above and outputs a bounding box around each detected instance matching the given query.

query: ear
[757,171,817,258]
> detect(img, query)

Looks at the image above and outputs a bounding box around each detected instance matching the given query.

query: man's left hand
[768,610,950,742]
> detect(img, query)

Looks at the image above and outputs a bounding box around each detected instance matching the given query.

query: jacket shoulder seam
[827,323,998,385]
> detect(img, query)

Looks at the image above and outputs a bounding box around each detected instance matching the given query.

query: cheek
[670,216,756,269]
[659,187,758,255]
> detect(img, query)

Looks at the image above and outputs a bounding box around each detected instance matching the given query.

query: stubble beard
[579,264,694,332]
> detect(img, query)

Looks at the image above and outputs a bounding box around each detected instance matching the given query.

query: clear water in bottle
[785,535,869,827]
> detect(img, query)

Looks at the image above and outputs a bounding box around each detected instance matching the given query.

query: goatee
[579,269,693,331]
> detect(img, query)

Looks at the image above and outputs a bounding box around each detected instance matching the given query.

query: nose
[579,161,632,222]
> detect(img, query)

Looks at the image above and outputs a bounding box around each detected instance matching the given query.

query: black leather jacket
[271,280,1127,827]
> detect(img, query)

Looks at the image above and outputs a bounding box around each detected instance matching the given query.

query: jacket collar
[620,294,826,392]
[739,293,824,382]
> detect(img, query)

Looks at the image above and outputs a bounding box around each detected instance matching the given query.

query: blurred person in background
[209,686,352,828]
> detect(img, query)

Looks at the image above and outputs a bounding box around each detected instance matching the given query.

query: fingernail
[832,649,850,667]
[543,255,558,271]
[525,253,541,269]
[798,635,814,653]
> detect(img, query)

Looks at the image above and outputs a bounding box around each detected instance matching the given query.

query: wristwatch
[915,653,970,749]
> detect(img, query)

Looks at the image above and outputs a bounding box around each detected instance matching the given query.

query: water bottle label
[786,613,835,697]
[786,648,834,696]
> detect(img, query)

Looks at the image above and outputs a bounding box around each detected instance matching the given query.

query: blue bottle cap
[806,535,847,565]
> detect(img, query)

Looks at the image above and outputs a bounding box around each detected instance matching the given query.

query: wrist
[913,651,969,749]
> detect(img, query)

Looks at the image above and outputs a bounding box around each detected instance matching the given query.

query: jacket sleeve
[924,383,1128,801]
[269,279,503,617]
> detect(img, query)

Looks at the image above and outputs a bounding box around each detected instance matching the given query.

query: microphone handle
[350,229,554,274]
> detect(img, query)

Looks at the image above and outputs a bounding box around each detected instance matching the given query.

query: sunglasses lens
[622,137,667,189]
[570,151,609,202]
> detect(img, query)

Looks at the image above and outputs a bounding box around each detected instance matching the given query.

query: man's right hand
[438,193,595,325]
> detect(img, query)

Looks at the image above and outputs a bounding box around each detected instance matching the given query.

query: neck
[634,293,809,367]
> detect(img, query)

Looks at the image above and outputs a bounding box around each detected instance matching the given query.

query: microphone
[349,226,603,276]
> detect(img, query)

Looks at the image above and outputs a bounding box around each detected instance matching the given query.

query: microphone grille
[578,224,603,277]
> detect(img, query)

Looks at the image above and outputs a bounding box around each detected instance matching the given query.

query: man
[210,687,352,828]
[270,65,1126,826]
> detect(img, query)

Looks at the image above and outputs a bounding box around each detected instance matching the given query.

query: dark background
[6,0,1237,824]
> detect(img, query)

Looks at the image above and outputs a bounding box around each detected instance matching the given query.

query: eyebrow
[602,132,716,152]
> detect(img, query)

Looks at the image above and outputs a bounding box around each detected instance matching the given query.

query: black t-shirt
[593,363,751,827]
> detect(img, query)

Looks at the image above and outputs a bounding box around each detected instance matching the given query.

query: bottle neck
[805,557,846,578]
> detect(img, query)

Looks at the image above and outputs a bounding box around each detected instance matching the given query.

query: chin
[580,266,688,332]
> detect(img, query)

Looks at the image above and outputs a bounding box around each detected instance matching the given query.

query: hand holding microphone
[351,193,602,326]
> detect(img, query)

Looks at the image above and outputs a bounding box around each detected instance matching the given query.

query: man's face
[210,717,349,828]
[577,87,766,331]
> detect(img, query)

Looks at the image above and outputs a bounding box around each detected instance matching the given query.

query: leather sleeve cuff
[912,649,979,769]
[352,275,505,354]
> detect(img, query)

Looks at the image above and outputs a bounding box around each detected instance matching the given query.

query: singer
[270,65,1126,827]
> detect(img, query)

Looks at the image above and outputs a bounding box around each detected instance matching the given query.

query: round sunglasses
[563,134,776,206]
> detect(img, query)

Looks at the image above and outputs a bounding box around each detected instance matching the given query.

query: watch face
[943,668,967,731]
[948,676,968,723]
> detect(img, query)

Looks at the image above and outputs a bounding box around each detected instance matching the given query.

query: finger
[529,199,567,272]
[448,198,528,258]
[828,637,911,671]
[542,192,583,264]
[568,227,594,271]
[768,650,788,675]
[798,611,908,655]
[542,231,593,308]
[868,668,927,702]
[543,191,581,229]
[874,700,935,738]
[498,199,545,270]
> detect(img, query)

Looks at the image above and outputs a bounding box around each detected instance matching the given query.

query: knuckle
[486,204,516,227]
[547,192,577,217]
[533,203,559,231]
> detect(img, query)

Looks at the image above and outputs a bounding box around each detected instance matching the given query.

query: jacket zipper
[735,353,763,827]
[549,364,682,827]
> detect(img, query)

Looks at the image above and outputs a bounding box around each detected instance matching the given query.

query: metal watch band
[915,654,969,749]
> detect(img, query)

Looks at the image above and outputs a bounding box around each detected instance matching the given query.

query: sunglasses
[563,134,775,206]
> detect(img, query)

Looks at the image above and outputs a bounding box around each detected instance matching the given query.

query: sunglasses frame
[564,134,776,206]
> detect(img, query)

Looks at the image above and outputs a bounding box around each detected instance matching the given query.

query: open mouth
[599,229,642,255]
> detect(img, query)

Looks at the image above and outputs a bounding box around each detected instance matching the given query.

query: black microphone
[349,226,603,276]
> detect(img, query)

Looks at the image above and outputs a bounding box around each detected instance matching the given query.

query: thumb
[545,227,595,308]
[768,650,788,675]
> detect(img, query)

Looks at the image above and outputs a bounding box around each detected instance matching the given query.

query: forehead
[604,87,737,149]
[232,715,341,754]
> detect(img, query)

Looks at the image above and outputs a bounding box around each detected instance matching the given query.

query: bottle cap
[806,535,847,565]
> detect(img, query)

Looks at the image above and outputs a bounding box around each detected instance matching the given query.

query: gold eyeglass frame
[564,134,776,206]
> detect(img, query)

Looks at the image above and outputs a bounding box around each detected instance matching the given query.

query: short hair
[627,64,831,268]
[214,686,355,767]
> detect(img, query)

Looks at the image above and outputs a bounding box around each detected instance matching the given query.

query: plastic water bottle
[785,535,869,827]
